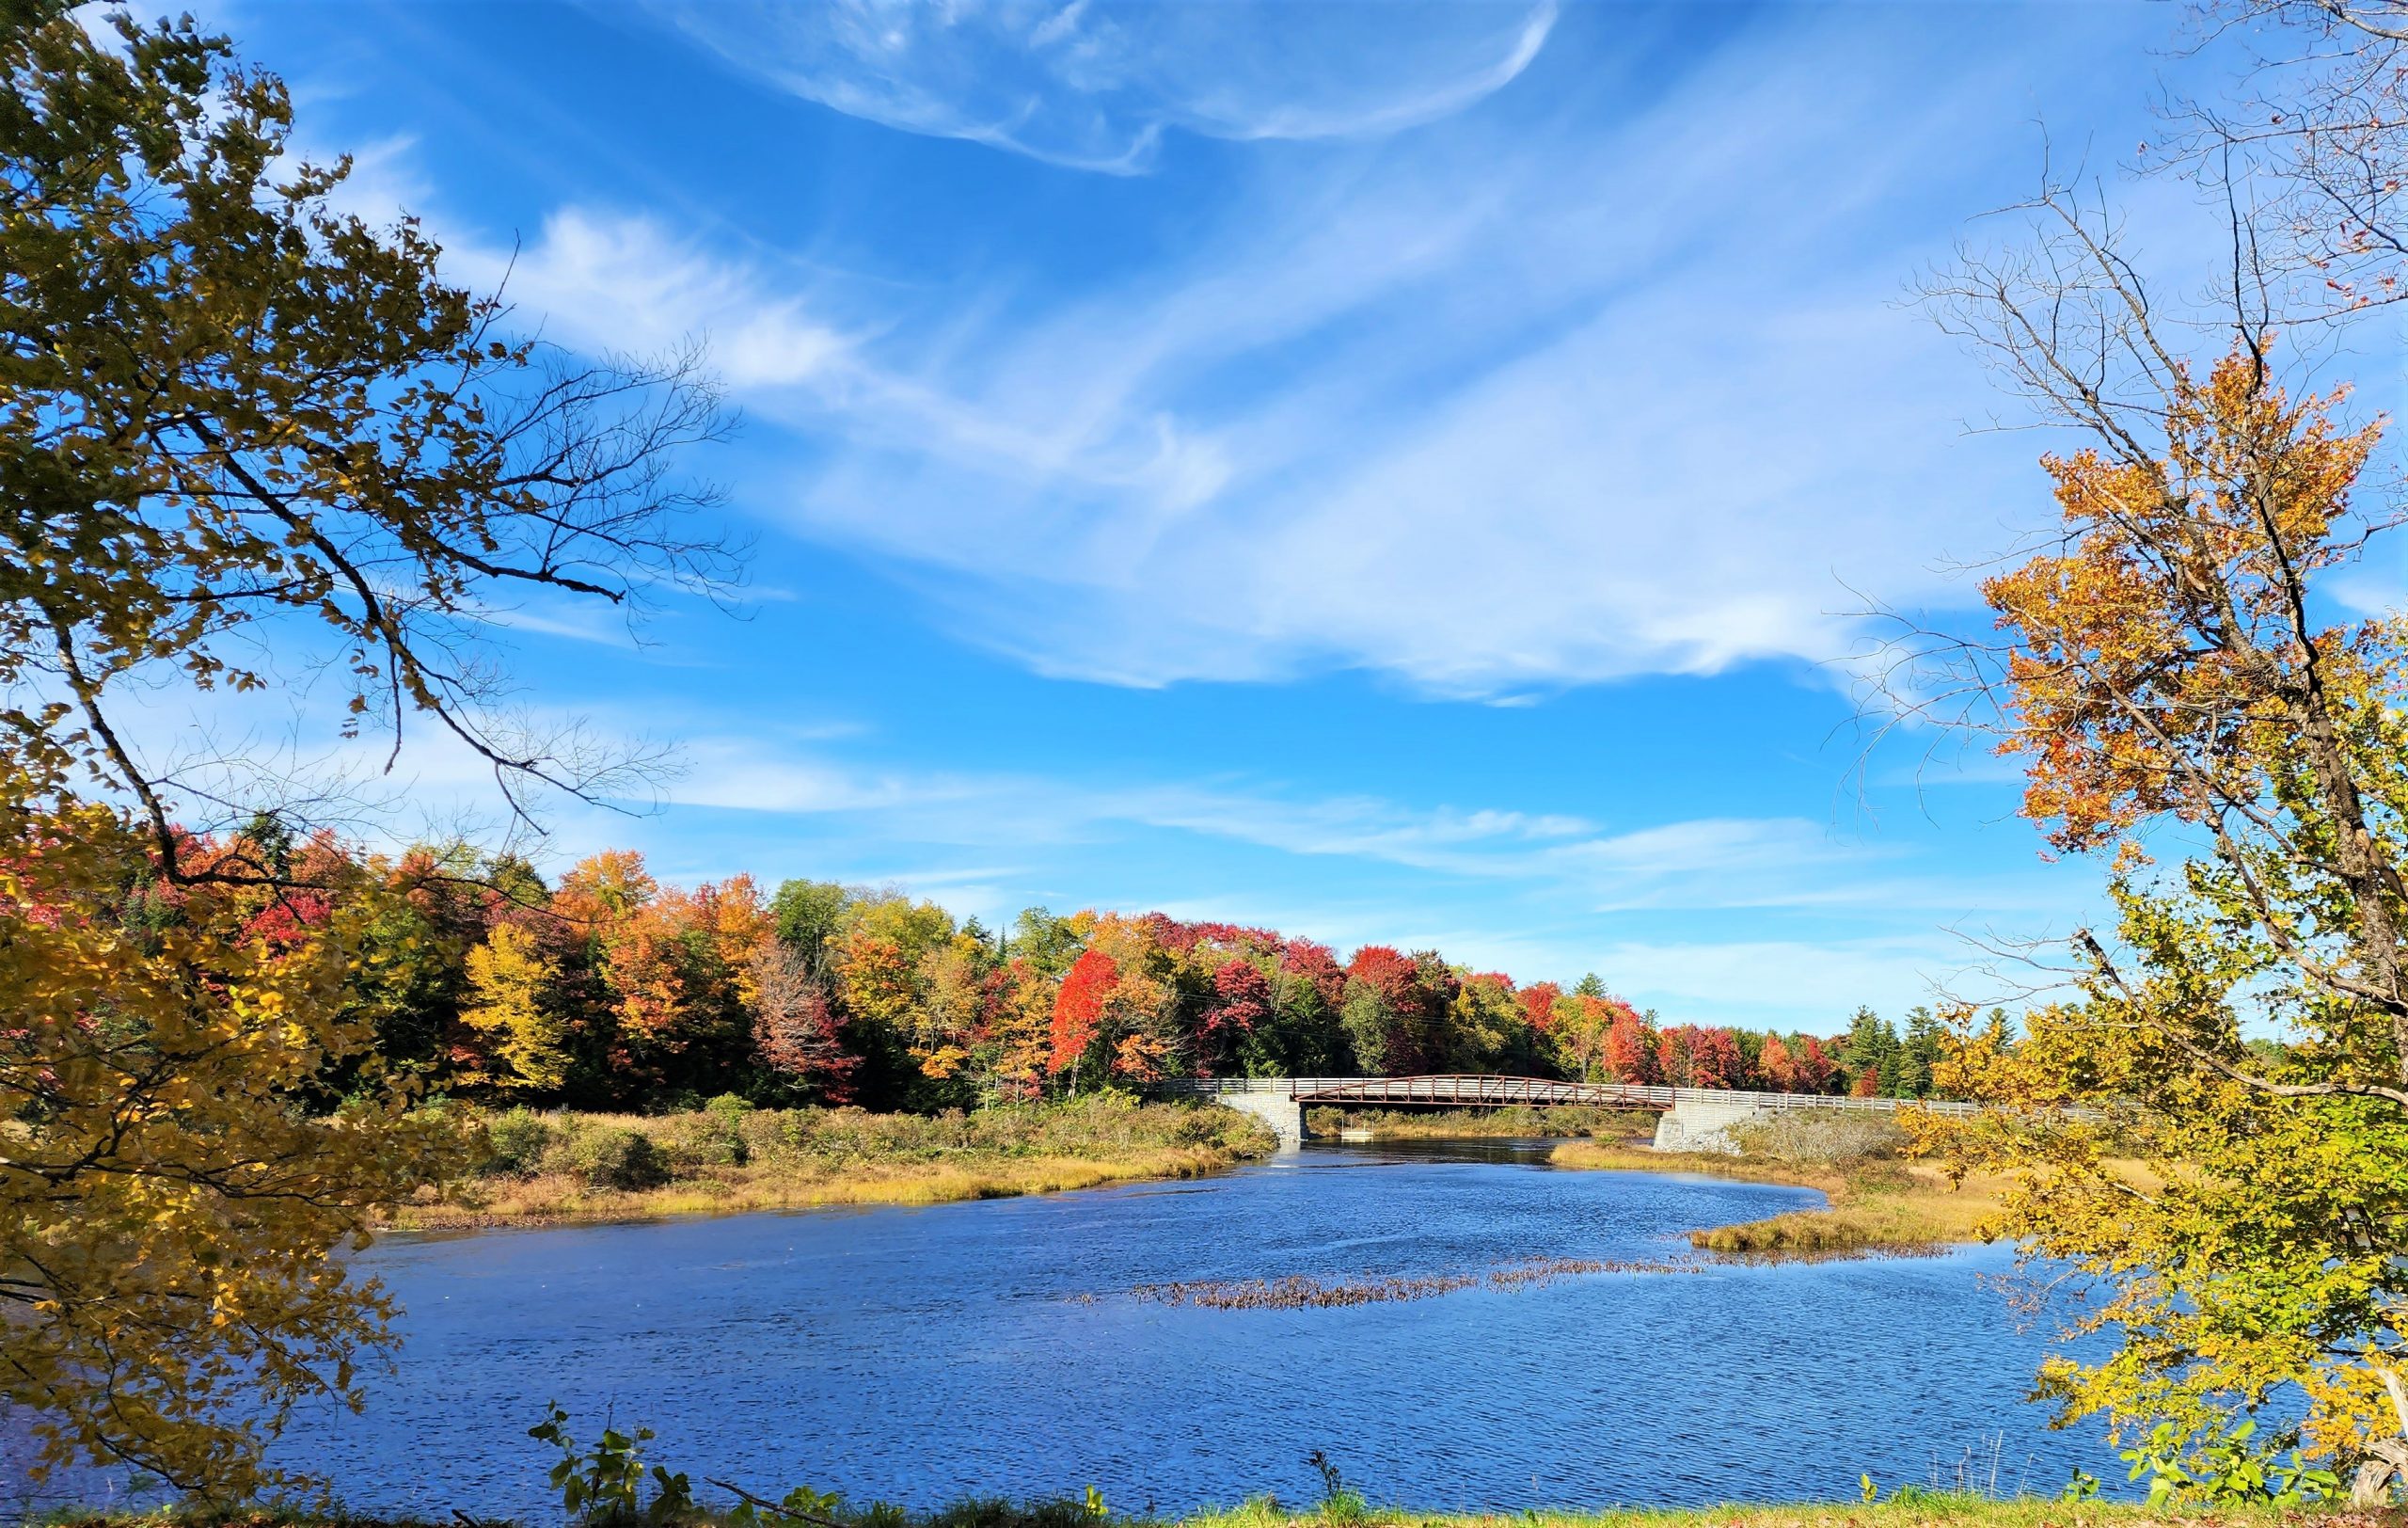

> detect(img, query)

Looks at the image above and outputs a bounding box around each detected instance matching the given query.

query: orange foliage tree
[1904,160,2408,1494]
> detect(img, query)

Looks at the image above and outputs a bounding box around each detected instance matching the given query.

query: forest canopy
[211,825,1958,1113]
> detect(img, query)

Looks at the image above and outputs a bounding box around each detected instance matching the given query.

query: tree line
[200,818,1968,1112]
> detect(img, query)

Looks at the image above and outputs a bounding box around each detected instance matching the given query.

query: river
[205,1138,2110,1517]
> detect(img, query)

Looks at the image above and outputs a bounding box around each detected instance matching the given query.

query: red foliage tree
[1795,1035,1838,1092]
[1279,938,1347,1009]
[1346,945,1416,997]
[1519,980,1560,1034]
[1339,946,1458,1074]
[1342,945,1421,1073]
[1602,1005,1656,1083]
[1206,959,1272,1042]
[1655,1027,1692,1087]
[1050,947,1119,1078]
[1690,1027,1744,1090]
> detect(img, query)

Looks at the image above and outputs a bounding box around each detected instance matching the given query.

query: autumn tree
[1051,947,1118,1090]
[1654,1025,1743,1090]
[1519,980,1561,1039]
[819,891,953,1107]
[1081,914,1180,1083]
[0,2,732,1492]
[1243,937,1348,1074]
[984,959,1058,1100]
[750,940,856,1102]
[1206,956,1276,1074]
[1756,1034,1801,1091]
[1601,1003,1658,1084]
[1340,946,1456,1074]
[1689,1027,1745,1090]
[351,842,499,1080]
[459,920,571,1091]
[1898,22,2408,1491]
[0,797,475,1499]
[1445,972,1532,1073]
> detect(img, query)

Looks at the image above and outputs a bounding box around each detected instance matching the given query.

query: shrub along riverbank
[1551,1111,2010,1255]
[1303,1105,1656,1139]
[392,1096,1277,1229]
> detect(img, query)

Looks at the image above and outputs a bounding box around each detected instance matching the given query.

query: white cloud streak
[658,733,2071,922]
[268,5,2179,700]
[515,5,2169,696]
[634,0,1558,173]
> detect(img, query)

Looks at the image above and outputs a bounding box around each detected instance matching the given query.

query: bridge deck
[1157,1074,1976,1116]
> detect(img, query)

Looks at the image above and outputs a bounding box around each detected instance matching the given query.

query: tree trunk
[2359,1371,2408,1505]
[2353,1440,2408,1507]
[2353,1457,2397,1507]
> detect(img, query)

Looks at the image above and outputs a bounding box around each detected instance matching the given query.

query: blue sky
[171,0,2238,1031]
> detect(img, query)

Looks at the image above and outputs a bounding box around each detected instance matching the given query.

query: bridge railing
[1152,1074,1980,1117]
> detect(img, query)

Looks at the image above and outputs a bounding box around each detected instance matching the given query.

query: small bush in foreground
[1727,1111,1902,1165]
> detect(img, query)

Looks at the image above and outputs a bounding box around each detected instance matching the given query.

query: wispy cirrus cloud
[450,210,852,390]
[631,0,1558,173]
[524,7,2172,697]
[273,5,2178,701]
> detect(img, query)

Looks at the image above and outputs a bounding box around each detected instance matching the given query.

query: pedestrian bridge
[1154,1074,1972,1151]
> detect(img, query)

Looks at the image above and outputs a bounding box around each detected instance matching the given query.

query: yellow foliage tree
[0,781,472,1498]
[1911,183,2408,1500]
[1084,914,1179,1083]
[0,0,729,1496]
[458,921,570,1092]
[988,960,1057,1100]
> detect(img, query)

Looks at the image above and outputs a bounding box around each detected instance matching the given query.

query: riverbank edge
[1546,1140,2004,1256]
[387,1138,1274,1232]
[11,1498,2369,1528]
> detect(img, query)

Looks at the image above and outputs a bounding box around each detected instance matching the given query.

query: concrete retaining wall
[1214,1090,1305,1148]
[1652,1099,1769,1154]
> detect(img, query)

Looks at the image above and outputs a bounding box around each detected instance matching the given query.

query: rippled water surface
[41,1139,2122,1513]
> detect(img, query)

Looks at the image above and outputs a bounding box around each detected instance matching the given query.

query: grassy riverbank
[1185,1505,2353,1528]
[1305,1105,1656,1140]
[393,1097,1277,1230]
[14,1497,2364,1528]
[1550,1119,2009,1256]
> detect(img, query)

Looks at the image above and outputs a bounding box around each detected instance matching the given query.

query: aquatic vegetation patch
[1548,1140,2017,1260]
[1122,1255,1698,1310]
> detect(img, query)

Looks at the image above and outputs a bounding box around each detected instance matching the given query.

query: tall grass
[1548,1133,2004,1258]
[392,1096,1278,1230]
